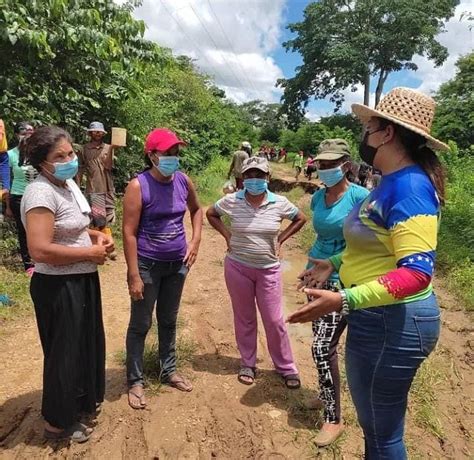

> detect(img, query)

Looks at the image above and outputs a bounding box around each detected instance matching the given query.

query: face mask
[244,178,268,195]
[317,163,347,187]
[358,129,385,166]
[47,156,79,181]
[155,156,179,177]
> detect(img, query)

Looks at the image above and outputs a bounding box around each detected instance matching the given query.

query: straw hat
[352,87,448,151]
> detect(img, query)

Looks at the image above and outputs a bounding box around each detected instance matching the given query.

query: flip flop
[128,386,146,409]
[238,367,256,385]
[44,422,93,443]
[283,374,301,390]
[165,373,193,392]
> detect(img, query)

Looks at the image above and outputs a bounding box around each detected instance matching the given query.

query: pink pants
[224,257,298,376]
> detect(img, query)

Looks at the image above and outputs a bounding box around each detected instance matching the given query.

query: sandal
[44,422,93,443]
[128,385,146,409]
[165,373,193,392]
[283,374,301,390]
[238,367,256,385]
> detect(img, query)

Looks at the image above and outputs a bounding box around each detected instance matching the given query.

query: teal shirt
[8,147,38,195]
[308,183,369,280]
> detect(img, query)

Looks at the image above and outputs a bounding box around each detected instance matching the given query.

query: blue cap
[87,121,106,133]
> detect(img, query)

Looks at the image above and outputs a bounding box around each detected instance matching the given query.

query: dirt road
[0,208,473,458]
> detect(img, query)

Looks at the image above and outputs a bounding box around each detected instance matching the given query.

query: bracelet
[340,289,350,316]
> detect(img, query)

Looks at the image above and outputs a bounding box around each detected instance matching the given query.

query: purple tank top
[137,170,189,261]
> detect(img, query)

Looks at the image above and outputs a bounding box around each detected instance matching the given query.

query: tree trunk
[375,69,389,107]
[363,72,370,106]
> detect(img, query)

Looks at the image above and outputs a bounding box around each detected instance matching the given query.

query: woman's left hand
[287,289,342,323]
[97,233,115,254]
[184,239,200,268]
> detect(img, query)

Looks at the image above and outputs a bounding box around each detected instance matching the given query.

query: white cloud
[128,0,286,102]
[413,0,473,94]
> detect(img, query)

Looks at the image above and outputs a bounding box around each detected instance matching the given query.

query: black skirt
[30,271,105,429]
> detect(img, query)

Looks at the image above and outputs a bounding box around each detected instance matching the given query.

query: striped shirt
[214,190,298,268]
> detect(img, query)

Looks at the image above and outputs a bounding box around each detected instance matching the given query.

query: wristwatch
[339,289,350,316]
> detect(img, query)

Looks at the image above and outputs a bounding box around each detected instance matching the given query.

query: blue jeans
[126,258,188,387]
[345,294,440,459]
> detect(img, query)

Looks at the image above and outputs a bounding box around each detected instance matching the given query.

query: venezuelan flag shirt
[330,165,439,309]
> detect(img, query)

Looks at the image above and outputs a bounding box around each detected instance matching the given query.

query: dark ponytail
[379,119,446,205]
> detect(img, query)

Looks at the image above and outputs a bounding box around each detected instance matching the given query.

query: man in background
[227,141,252,190]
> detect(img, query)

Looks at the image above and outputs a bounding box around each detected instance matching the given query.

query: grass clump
[192,154,229,206]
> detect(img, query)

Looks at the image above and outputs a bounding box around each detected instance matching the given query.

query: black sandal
[238,367,256,385]
[284,374,301,389]
[44,422,93,443]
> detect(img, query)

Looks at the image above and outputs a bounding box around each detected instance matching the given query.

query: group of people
[5,87,447,459]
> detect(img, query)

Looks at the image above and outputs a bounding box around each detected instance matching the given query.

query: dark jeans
[345,294,440,459]
[126,257,188,388]
[10,194,34,270]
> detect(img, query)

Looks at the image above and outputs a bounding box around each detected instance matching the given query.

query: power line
[158,0,229,86]
[188,3,251,97]
[205,0,259,96]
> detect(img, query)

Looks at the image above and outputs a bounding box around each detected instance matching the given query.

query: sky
[123,0,473,120]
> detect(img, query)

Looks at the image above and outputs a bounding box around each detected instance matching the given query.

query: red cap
[144,128,186,153]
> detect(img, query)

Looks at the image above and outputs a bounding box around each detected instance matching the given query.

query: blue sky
[127,0,473,120]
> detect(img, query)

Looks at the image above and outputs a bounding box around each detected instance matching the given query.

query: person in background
[305,155,317,180]
[293,150,304,180]
[227,141,251,190]
[207,157,306,388]
[279,147,288,163]
[7,122,37,275]
[289,88,447,459]
[22,126,113,442]
[0,119,10,218]
[304,139,369,446]
[77,121,119,259]
[123,128,203,409]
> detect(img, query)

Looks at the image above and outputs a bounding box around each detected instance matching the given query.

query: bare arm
[227,154,235,179]
[122,178,144,299]
[25,208,106,265]
[206,205,231,249]
[278,210,307,245]
[184,176,203,267]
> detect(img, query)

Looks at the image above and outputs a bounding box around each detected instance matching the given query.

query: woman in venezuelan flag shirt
[288,87,448,460]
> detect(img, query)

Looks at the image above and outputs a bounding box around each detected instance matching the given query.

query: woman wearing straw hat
[288,87,447,458]
[304,139,368,447]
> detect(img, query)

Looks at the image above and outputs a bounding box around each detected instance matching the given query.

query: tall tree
[0,0,159,135]
[432,52,474,151]
[239,100,287,143]
[278,0,458,126]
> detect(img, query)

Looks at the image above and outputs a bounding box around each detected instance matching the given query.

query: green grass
[192,154,229,206]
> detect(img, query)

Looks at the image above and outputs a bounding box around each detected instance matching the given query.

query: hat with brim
[87,121,107,133]
[241,157,270,174]
[315,138,352,161]
[351,87,448,151]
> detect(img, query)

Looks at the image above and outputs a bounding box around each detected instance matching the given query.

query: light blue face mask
[317,165,346,187]
[243,178,268,195]
[47,156,79,181]
[156,156,179,177]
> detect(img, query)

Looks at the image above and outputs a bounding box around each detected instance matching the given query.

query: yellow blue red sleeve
[345,193,439,309]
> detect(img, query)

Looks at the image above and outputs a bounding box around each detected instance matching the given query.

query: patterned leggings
[311,311,347,423]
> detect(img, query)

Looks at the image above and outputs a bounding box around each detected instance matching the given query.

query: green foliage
[279,122,358,156]
[192,154,229,206]
[279,0,458,126]
[0,0,160,137]
[433,52,474,150]
[437,143,474,310]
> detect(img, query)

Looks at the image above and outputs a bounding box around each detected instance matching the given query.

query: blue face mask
[156,156,179,177]
[317,165,345,187]
[49,156,79,181]
[243,178,268,195]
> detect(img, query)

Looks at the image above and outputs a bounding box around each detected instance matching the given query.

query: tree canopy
[278,0,458,127]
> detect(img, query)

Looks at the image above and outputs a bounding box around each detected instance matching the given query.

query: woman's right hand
[88,244,108,265]
[128,274,144,301]
[297,258,334,289]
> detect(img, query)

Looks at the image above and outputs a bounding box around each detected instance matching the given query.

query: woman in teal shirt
[7,122,36,275]
[305,139,368,446]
